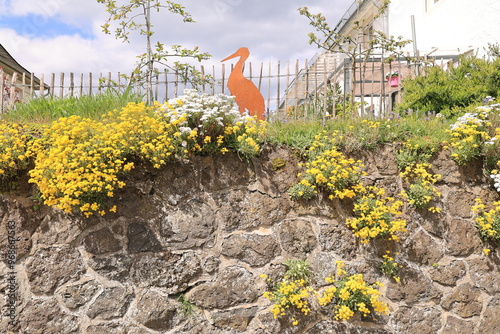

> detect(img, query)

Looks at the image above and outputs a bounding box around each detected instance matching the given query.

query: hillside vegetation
[2,71,500,327]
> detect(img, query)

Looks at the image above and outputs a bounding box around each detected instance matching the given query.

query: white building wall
[386,0,500,57]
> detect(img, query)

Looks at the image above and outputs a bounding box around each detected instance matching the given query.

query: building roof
[333,0,379,35]
[0,43,43,86]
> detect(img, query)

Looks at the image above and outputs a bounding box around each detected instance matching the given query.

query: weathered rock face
[18,298,80,334]
[221,233,280,267]
[87,285,135,320]
[133,290,181,331]
[279,218,318,257]
[59,280,100,311]
[190,265,261,309]
[25,245,86,295]
[0,145,499,333]
[391,306,442,334]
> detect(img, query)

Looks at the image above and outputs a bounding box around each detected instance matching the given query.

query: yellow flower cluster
[317,285,337,306]
[106,102,179,167]
[361,119,381,129]
[289,131,366,200]
[400,162,442,211]
[318,261,389,321]
[234,117,268,157]
[0,122,30,177]
[28,114,132,217]
[263,277,313,325]
[263,259,390,324]
[380,251,401,283]
[289,131,407,245]
[446,110,491,165]
[471,198,500,245]
[346,186,407,244]
[27,99,267,217]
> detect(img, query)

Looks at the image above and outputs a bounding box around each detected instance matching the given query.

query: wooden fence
[0,53,459,119]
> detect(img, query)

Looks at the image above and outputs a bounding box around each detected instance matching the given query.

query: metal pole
[411,15,419,76]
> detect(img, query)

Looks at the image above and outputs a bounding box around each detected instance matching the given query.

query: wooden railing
[0,53,459,119]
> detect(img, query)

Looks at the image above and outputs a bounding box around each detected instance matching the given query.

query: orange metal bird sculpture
[221,47,265,120]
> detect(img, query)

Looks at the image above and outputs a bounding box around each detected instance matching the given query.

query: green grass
[267,114,454,156]
[2,88,144,124]
[267,119,326,155]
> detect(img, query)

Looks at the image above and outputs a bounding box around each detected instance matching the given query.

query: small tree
[97,0,211,103]
[298,0,410,116]
[486,42,500,59]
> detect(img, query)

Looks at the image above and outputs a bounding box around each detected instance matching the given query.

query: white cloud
[5,0,104,33]
[1,0,354,76]
[8,0,101,19]
[1,28,136,74]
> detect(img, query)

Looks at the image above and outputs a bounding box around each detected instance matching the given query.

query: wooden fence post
[49,73,55,97]
[221,64,225,95]
[304,59,309,119]
[343,59,347,117]
[332,58,338,118]
[98,73,102,94]
[200,65,205,94]
[284,61,290,114]
[39,74,45,98]
[69,73,74,97]
[89,73,93,96]
[59,73,65,98]
[30,72,34,98]
[267,62,271,113]
[164,69,168,101]
[294,59,299,119]
[107,72,112,92]
[0,68,4,113]
[21,73,26,102]
[277,60,281,116]
[117,72,122,93]
[258,63,263,91]
[380,56,385,116]
[9,72,18,108]
[152,72,157,101]
[211,65,216,95]
[323,58,327,122]
[173,71,178,97]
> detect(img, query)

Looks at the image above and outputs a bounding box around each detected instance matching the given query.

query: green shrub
[396,56,500,117]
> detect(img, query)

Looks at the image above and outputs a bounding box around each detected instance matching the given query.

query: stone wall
[0,145,499,334]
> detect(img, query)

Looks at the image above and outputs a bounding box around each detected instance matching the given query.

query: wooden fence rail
[0,54,459,119]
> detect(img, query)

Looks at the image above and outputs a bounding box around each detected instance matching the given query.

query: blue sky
[0,0,353,74]
[0,14,93,39]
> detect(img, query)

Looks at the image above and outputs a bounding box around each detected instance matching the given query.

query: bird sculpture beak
[221,51,238,62]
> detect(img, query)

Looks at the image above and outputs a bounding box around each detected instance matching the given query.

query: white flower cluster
[156,89,249,133]
[485,137,497,146]
[491,172,500,192]
[475,102,500,112]
[450,112,486,131]
[449,103,500,131]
